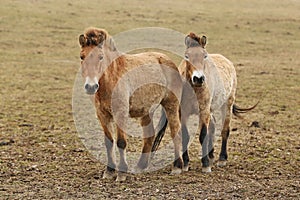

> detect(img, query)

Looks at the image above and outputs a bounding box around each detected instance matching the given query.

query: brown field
[0,0,299,199]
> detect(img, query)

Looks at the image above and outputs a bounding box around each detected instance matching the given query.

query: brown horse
[78,27,183,181]
[152,32,257,173]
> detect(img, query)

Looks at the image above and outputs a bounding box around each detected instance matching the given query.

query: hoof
[102,170,115,179]
[202,166,211,173]
[171,167,182,175]
[116,172,127,182]
[183,165,189,172]
[217,160,227,167]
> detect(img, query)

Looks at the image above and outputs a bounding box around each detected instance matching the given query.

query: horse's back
[210,54,235,78]
[125,52,176,68]
[209,54,237,98]
[124,51,180,86]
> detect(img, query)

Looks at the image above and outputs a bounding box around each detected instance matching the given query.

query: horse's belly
[129,84,166,118]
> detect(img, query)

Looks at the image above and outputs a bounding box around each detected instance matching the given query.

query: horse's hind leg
[162,102,183,174]
[218,98,234,167]
[136,116,155,172]
[116,127,128,181]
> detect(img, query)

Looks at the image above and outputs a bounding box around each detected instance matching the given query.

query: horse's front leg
[98,114,117,180]
[181,119,190,172]
[199,111,212,173]
[116,127,128,181]
[135,116,155,172]
[208,115,216,167]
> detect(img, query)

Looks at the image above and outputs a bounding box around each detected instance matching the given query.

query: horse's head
[184,32,208,87]
[78,28,116,94]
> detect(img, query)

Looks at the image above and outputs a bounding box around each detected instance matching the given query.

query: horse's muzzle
[192,75,205,87]
[84,83,99,94]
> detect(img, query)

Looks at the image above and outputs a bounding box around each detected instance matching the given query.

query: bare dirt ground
[0,0,299,199]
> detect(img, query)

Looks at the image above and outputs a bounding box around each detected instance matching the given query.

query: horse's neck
[101,50,126,86]
[204,57,217,77]
[204,57,218,96]
[183,61,192,81]
[104,50,122,66]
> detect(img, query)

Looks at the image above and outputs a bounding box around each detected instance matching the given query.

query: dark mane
[80,27,109,47]
[188,32,201,44]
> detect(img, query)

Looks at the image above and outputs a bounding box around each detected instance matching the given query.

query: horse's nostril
[193,76,197,83]
[93,84,99,91]
[84,84,90,90]
[199,75,205,83]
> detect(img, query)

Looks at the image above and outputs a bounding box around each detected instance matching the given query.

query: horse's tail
[232,102,259,117]
[151,110,168,154]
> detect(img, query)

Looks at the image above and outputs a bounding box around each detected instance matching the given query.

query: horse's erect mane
[81,27,110,47]
[188,32,201,44]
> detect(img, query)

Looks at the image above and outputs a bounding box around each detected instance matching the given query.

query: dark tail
[151,110,168,154]
[232,102,259,117]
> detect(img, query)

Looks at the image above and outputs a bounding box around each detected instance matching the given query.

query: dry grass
[0,0,299,199]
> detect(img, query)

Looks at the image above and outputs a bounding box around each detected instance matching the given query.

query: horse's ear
[79,34,86,47]
[97,41,104,48]
[200,35,207,48]
[185,35,200,48]
[96,33,106,45]
[107,37,116,51]
[97,38,116,51]
[185,36,191,47]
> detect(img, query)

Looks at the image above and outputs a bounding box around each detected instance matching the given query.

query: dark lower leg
[219,129,229,161]
[117,130,128,172]
[182,124,190,167]
[208,120,215,160]
[199,125,209,168]
[173,157,183,169]
[219,103,232,162]
[105,136,116,171]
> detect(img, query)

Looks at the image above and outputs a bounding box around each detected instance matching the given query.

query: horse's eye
[184,55,189,60]
[99,55,103,60]
[204,55,208,59]
[80,55,84,60]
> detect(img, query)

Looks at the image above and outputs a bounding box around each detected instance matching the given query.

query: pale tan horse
[152,32,256,173]
[78,28,183,181]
